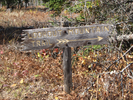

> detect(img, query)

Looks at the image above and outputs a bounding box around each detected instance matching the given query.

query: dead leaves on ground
[0,45,133,99]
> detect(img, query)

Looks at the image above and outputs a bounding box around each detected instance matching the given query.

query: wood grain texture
[21,24,112,51]
[21,32,109,51]
[63,45,72,94]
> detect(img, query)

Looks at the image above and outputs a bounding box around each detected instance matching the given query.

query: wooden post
[63,45,72,94]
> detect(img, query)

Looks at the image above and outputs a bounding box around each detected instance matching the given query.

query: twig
[120,72,123,97]
[96,75,99,100]
[105,46,133,71]
[128,74,133,79]
[120,63,132,73]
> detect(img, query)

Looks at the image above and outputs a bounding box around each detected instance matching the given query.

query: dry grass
[0,9,54,28]
[0,7,79,28]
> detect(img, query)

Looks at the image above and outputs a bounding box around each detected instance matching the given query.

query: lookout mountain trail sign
[21,24,113,93]
[21,24,112,51]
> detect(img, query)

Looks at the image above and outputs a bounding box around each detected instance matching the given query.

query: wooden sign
[21,24,112,51]
[20,24,113,94]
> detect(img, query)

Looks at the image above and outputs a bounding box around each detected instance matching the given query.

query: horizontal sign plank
[21,24,113,51]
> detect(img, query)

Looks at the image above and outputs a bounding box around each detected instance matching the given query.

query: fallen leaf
[11,84,16,87]
[88,65,91,68]
[0,51,3,54]
[35,74,39,78]
[73,54,76,56]
[81,60,86,65]
[55,96,59,100]
[20,78,24,83]
[37,52,41,57]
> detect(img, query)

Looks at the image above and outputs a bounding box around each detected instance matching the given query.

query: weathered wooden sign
[21,24,112,51]
[21,24,113,94]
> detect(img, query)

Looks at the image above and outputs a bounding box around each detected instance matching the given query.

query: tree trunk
[7,3,10,9]
[0,3,2,9]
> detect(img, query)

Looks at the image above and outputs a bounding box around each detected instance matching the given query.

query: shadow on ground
[0,26,34,44]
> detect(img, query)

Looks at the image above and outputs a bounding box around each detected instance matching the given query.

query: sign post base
[63,45,72,94]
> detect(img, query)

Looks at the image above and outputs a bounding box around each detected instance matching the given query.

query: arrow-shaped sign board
[21,24,112,51]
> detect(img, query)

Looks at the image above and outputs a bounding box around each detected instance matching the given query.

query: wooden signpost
[21,24,112,93]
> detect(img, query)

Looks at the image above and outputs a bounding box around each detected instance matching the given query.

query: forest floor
[0,7,133,100]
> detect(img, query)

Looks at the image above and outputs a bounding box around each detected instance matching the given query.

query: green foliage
[43,0,67,14]
[76,13,85,21]
[65,0,101,22]
[68,2,83,13]
[63,16,73,22]
[83,45,103,54]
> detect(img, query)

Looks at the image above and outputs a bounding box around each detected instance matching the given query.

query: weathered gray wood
[21,32,109,51]
[23,32,108,50]
[23,24,112,33]
[63,45,72,94]
[109,34,133,43]
[21,24,112,51]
